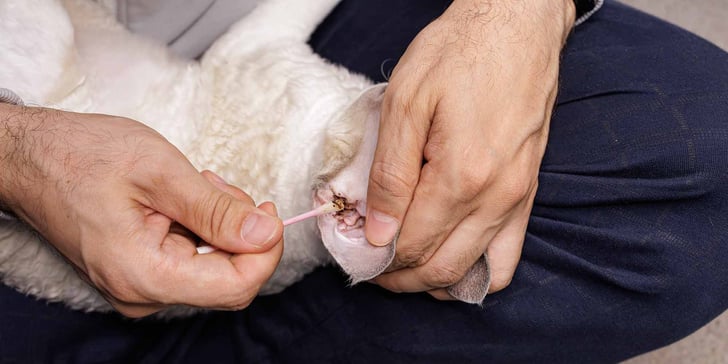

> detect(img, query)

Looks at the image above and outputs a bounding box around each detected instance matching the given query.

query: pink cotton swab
[282,200,344,226]
[195,200,345,255]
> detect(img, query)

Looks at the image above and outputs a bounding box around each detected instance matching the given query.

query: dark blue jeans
[2,1,727,363]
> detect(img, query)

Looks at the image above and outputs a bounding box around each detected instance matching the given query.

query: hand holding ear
[364,0,576,299]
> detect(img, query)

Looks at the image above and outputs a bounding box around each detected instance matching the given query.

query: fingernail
[241,213,278,247]
[365,210,399,246]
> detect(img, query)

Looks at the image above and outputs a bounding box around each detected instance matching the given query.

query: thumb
[365,88,430,246]
[151,170,282,254]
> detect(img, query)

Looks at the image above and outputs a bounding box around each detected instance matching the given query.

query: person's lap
[2,1,727,363]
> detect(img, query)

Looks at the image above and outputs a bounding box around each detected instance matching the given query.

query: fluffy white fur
[0,0,490,317]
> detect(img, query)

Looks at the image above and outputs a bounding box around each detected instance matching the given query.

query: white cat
[0,0,489,317]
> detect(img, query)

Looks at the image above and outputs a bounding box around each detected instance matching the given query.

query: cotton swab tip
[282,201,343,226]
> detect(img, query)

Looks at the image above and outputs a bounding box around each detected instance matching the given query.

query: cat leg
[0,0,84,106]
[61,0,204,149]
[314,84,491,303]
[203,0,342,62]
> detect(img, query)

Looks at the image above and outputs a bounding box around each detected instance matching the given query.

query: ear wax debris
[333,197,346,211]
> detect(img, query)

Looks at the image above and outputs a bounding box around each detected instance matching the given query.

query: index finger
[365,85,432,246]
[388,102,490,270]
[171,242,283,309]
[149,203,283,309]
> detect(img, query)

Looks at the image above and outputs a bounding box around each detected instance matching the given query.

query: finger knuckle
[114,305,155,319]
[384,89,416,118]
[414,253,432,268]
[231,299,254,311]
[489,271,514,293]
[369,159,418,199]
[230,289,257,310]
[112,305,137,318]
[87,269,137,303]
[426,264,464,287]
[397,246,432,267]
[454,165,492,202]
[198,193,233,241]
[104,281,140,304]
[220,274,260,310]
[500,177,534,205]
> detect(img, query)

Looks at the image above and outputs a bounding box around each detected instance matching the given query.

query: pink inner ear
[315,186,396,283]
[311,83,393,282]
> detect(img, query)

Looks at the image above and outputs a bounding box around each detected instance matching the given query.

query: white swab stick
[196,201,344,254]
[196,245,217,254]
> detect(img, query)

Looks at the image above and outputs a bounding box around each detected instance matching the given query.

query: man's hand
[0,104,283,317]
[364,0,575,298]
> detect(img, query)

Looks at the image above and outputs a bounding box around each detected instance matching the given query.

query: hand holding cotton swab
[195,200,344,254]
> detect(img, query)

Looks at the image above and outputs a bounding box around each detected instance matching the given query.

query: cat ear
[327,231,397,284]
[316,83,388,184]
[359,83,387,102]
[313,83,395,282]
[446,254,492,305]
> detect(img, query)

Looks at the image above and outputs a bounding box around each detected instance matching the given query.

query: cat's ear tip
[359,83,387,98]
[368,82,388,94]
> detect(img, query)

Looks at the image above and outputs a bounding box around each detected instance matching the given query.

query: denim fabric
[2,1,727,363]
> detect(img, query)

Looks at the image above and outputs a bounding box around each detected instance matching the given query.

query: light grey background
[620,0,727,50]
[615,0,727,363]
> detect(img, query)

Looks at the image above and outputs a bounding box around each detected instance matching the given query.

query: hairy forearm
[0,102,28,213]
[0,103,59,223]
[448,0,576,45]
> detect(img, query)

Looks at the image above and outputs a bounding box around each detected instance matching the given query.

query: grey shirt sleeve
[0,88,23,221]
[116,0,260,59]
[575,0,604,26]
[0,88,24,106]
